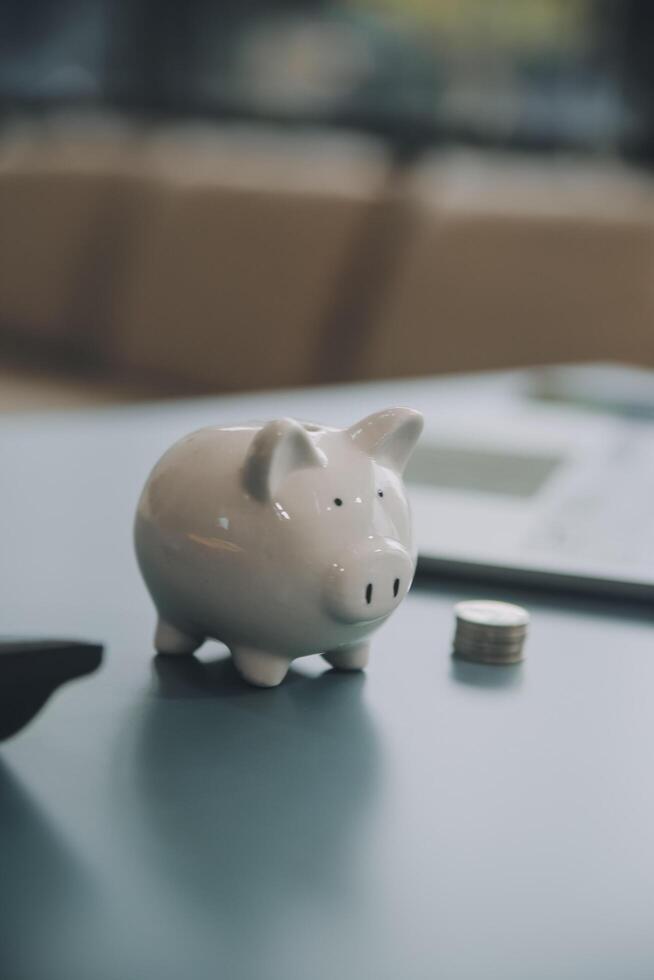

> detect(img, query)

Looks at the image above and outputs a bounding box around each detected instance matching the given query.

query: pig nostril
[393,578,400,597]
[365,583,373,605]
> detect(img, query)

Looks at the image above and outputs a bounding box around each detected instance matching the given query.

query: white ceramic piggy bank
[134,407,423,687]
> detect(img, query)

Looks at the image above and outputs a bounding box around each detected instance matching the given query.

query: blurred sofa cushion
[114,125,391,391]
[0,116,147,357]
[362,152,654,379]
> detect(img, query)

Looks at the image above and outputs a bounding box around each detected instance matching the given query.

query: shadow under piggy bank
[132,654,381,930]
[0,761,102,980]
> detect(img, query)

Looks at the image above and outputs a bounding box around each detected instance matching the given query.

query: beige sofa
[0,117,147,360]
[1,120,653,402]
[362,152,654,380]
[113,125,391,391]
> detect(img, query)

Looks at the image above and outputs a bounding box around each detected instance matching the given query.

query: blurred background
[2,0,654,410]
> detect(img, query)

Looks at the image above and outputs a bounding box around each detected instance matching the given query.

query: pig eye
[377,490,384,498]
[333,498,343,507]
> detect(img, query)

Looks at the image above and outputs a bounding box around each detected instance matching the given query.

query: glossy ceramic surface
[134,408,423,685]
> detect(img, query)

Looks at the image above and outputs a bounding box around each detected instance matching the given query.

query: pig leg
[323,641,370,671]
[231,647,290,688]
[154,618,203,655]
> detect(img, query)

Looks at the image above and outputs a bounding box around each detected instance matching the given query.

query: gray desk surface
[2,375,654,980]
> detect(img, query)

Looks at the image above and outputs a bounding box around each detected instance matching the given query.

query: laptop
[408,363,654,600]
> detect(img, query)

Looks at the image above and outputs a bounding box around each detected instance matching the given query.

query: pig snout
[324,539,414,624]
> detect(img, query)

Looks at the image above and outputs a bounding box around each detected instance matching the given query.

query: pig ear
[348,407,423,474]
[243,419,326,502]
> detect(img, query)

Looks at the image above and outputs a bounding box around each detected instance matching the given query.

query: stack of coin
[453,599,529,664]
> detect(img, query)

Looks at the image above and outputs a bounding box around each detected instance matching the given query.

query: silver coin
[455,620,528,638]
[455,599,529,629]
[454,643,524,666]
[453,599,529,664]
[454,631,526,651]
[453,631,526,652]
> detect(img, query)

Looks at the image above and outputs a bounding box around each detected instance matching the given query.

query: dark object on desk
[0,638,103,742]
